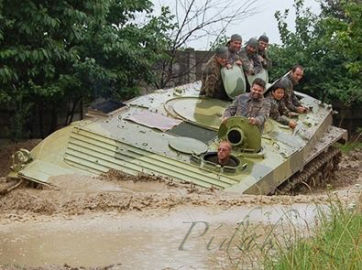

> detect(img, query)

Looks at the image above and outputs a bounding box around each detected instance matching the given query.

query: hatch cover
[166,97,229,131]
[168,137,208,155]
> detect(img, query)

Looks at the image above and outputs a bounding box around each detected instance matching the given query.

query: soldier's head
[291,64,304,83]
[217,140,232,166]
[258,35,269,51]
[271,83,285,101]
[250,78,266,99]
[215,46,229,67]
[246,38,259,54]
[229,34,242,53]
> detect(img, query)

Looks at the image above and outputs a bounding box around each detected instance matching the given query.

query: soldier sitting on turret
[266,83,297,129]
[200,46,230,100]
[257,35,272,71]
[279,65,308,113]
[226,34,243,69]
[238,38,262,75]
[222,78,270,131]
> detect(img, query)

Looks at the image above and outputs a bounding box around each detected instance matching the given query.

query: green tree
[0,0,173,139]
[269,0,362,106]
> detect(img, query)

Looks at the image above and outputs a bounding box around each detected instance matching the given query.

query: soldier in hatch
[200,46,230,100]
[205,141,238,167]
[266,83,297,129]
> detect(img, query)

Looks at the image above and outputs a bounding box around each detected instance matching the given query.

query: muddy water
[0,204,324,269]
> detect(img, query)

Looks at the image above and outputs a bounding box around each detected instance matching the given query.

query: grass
[263,195,362,270]
[336,141,362,153]
[336,128,362,153]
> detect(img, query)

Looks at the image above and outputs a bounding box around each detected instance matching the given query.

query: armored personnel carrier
[8,72,347,195]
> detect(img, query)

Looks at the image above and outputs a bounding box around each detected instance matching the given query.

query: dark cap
[258,35,269,43]
[230,34,242,42]
[246,38,259,49]
[215,46,228,59]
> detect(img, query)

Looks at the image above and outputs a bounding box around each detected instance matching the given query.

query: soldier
[226,34,243,68]
[200,46,230,100]
[280,65,308,113]
[238,38,262,75]
[257,35,272,70]
[222,78,270,130]
[266,83,297,129]
[207,141,238,167]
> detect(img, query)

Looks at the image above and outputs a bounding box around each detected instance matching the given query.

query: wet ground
[0,141,361,269]
[0,204,326,269]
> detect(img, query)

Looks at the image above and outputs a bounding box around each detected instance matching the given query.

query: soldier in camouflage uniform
[238,38,262,75]
[266,83,297,129]
[200,46,230,100]
[257,35,272,70]
[226,34,243,68]
[279,65,308,113]
[223,78,270,131]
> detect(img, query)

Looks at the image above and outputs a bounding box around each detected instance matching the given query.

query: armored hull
[9,81,347,195]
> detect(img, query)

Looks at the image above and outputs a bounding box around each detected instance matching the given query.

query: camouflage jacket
[258,49,272,70]
[200,55,229,100]
[227,46,241,65]
[265,95,290,126]
[283,73,302,112]
[238,47,262,74]
[223,93,270,128]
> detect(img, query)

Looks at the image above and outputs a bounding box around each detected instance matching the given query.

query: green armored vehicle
[9,71,347,195]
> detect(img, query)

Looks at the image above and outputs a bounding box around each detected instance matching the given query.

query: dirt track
[0,141,361,269]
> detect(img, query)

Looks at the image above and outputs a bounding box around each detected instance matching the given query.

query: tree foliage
[269,0,362,106]
[0,0,174,138]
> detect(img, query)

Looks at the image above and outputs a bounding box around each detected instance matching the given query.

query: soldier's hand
[248,117,258,125]
[235,60,242,66]
[297,106,306,113]
[221,117,228,124]
[289,120,297,129]
[296,106,307,113]
[226,64,232,69]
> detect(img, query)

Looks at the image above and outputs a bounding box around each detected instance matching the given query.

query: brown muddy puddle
[0,203,325,269]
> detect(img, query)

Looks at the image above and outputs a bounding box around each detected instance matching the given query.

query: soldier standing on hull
[266,83,297,129]
[222,78,270,131]
[200,46,230,100]
[226,34,243,69]
[280,65,308,113]
[257,35,272,71]
[238,38,262,76]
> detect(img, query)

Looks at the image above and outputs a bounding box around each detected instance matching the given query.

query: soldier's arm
[255,99,271,126]
[280,100,290,116]
[239,51,253,74]
[291,92,302,107]
[223,97,239,118]
[276,115,291,126]
[268,101,290,126]
[203,73,218,97]
[253,55,263,74]
[284,92,298,112]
